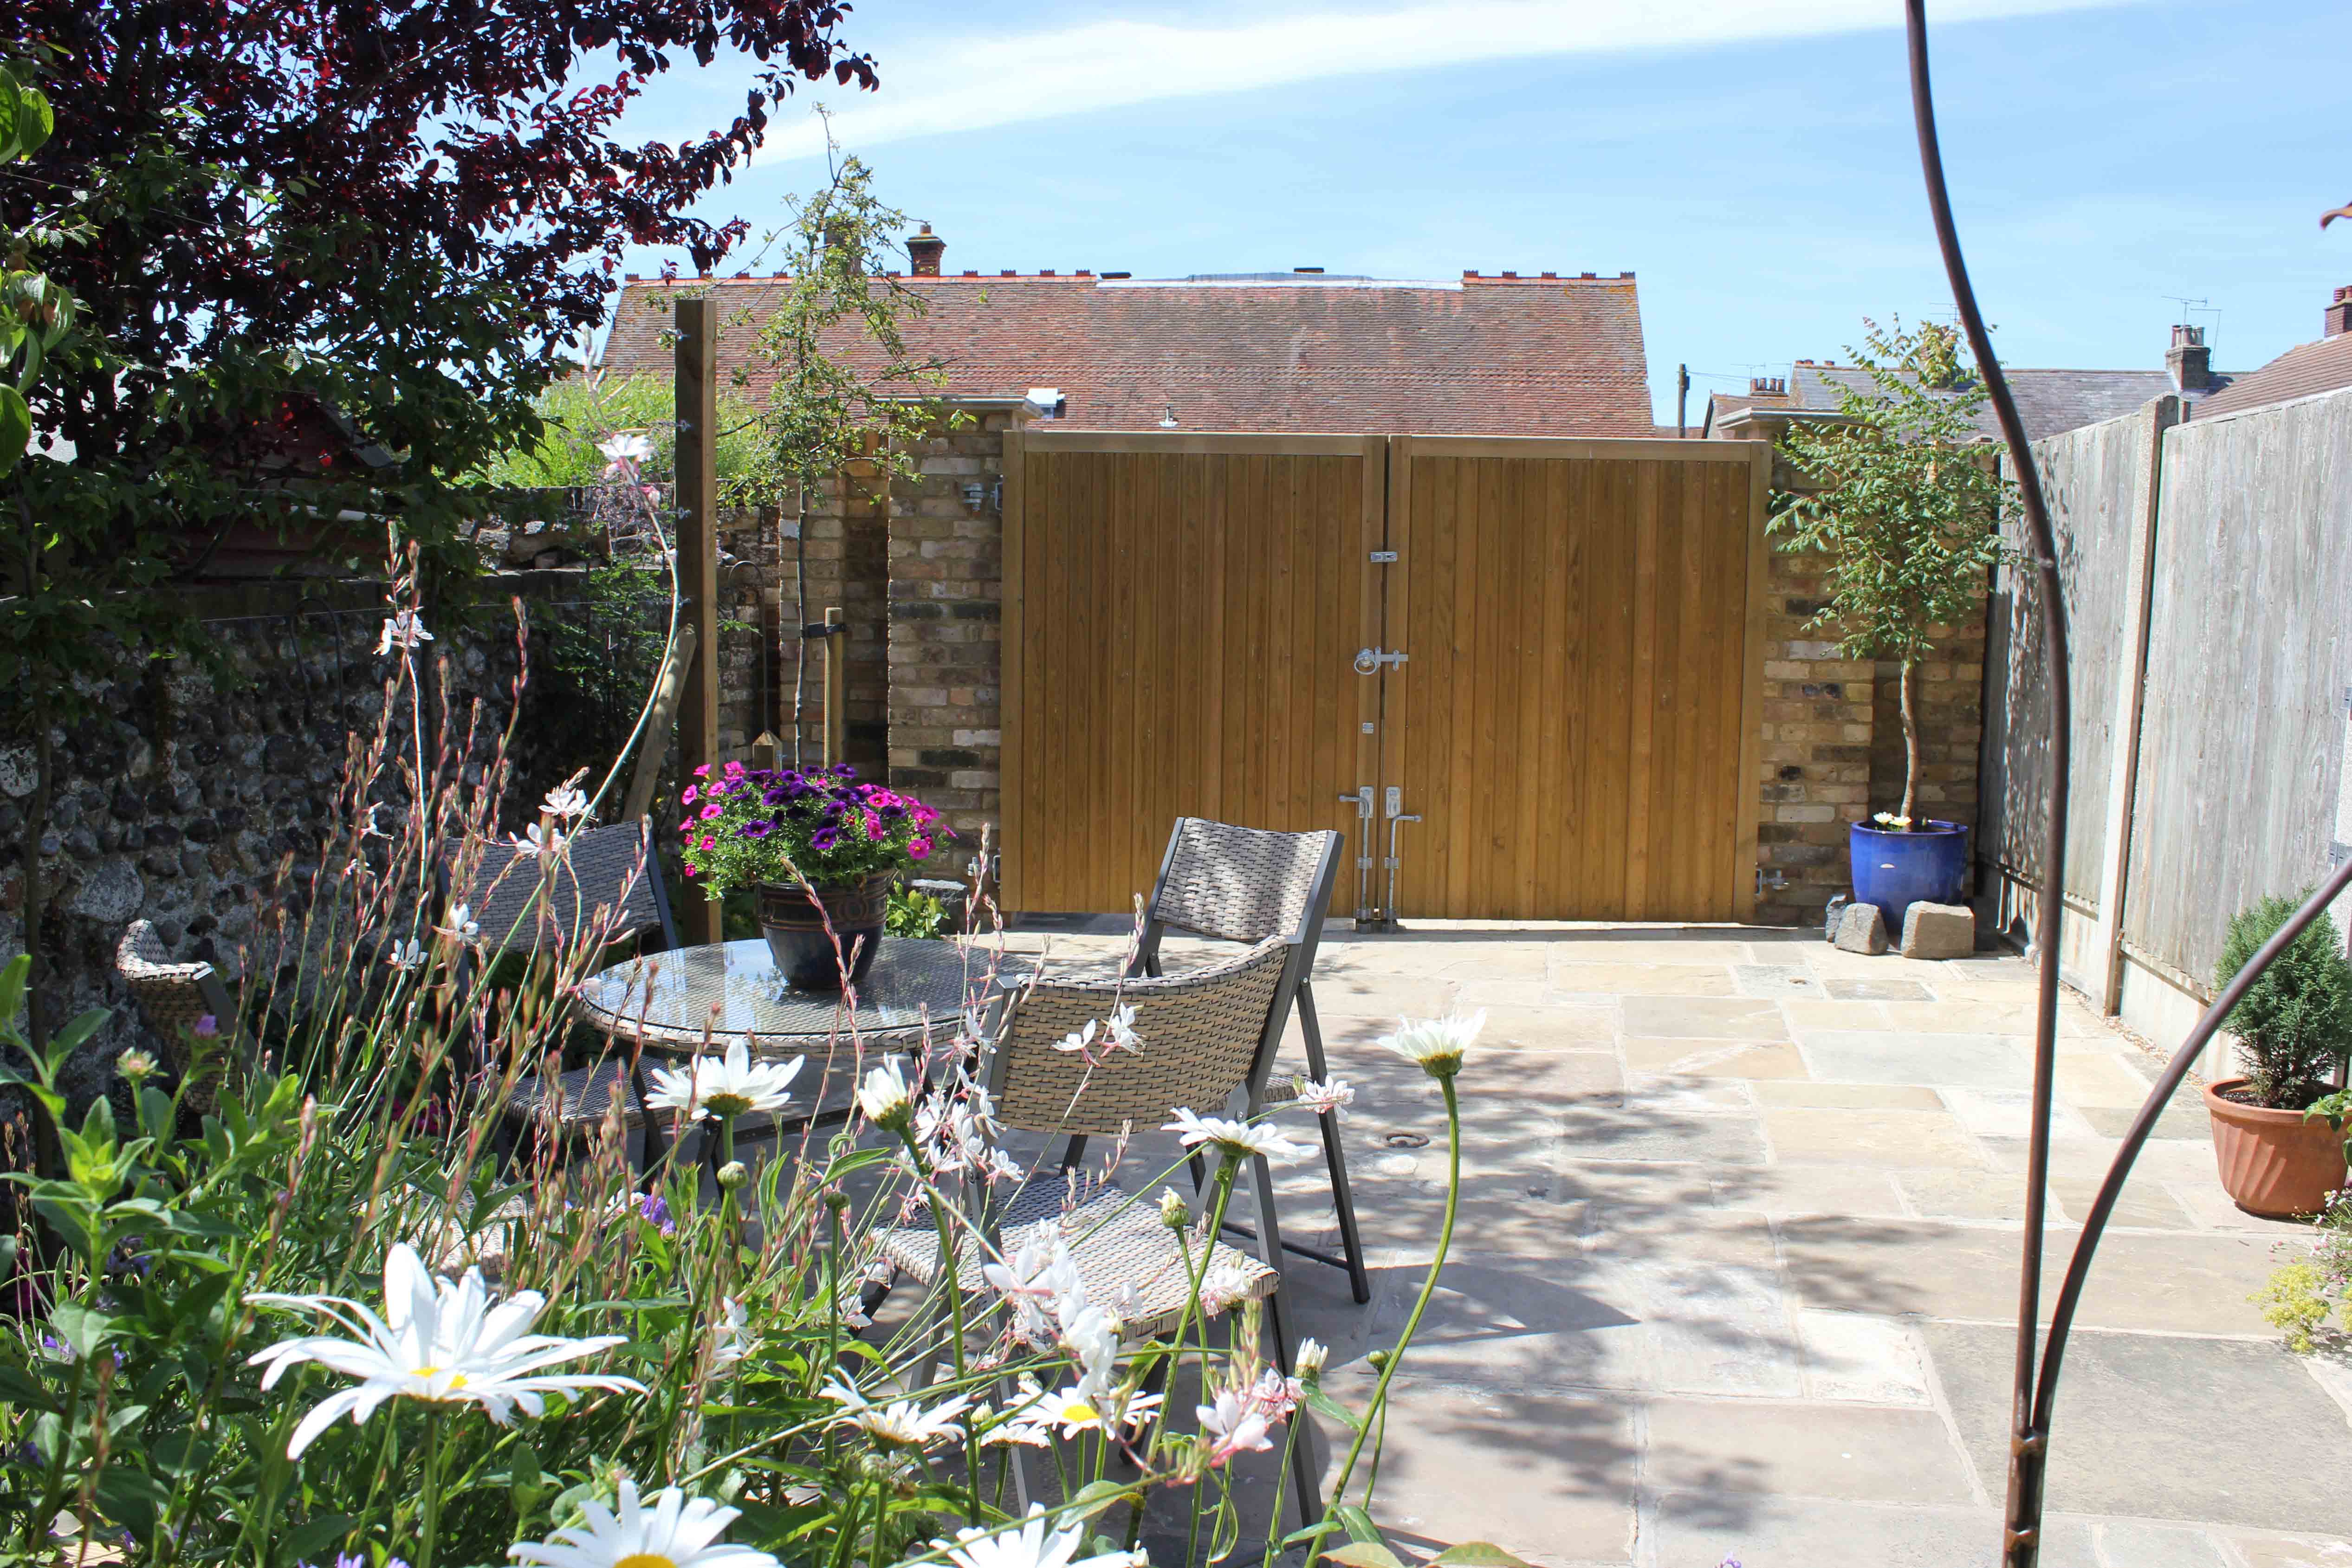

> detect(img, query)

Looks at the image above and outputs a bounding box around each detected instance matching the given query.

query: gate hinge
[1368,550,1398,564]
[1352,648,1408,674]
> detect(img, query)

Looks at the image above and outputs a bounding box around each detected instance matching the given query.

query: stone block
[1832,901,1887,954]
[1898,900,1974,959]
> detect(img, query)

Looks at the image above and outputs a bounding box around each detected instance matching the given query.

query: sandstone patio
[997,920,2352,1568]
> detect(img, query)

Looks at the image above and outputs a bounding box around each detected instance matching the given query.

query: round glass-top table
[575,936,1030,1054]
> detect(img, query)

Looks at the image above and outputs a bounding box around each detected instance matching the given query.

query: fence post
[823,605,846,769]
[2092,393,2182,1014]
[674,295,723,946]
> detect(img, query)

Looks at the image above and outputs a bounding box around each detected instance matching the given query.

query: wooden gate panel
[1385,438,1768,921]
[1001,432,1380,914]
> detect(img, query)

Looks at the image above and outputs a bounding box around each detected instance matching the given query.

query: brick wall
[883,408,1018,868]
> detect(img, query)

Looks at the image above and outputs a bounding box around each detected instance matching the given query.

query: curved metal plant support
[1905,6,2352,1563]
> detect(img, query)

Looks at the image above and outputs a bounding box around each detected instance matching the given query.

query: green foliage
[675,763,948,897]
[2254,1188,2352,1353]
[885,885,951,939]
[0,56,68,475]
[2214,891,2352,1108]
[482,374,765,495]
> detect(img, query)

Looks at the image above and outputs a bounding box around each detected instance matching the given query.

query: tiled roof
[1707,363,2231,443]
[2191,332,2352,419]
[597,272,1653,436]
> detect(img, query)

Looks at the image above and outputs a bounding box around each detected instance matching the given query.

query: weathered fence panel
[2122,389,2352,1003]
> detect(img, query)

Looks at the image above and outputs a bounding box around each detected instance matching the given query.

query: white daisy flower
[1296,1337,1329,1377]
[935,1503,1147,1568]
[1290,1076,1354,1118]
[1161,1108,1309,1165]
[247,1244,641,1458]
[645,1043,802,1123]
[1380,1009,1484,1079]
[376,611,434,656]
[506,1476,776,1568]
[511,823,570,859]
[1029,1383,1165,1438]
[857,1056,912,1128]
[840,1392,972,1449]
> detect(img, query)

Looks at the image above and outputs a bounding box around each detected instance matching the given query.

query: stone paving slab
[995,919,2352,1565]
[1924,1321,2352,1532]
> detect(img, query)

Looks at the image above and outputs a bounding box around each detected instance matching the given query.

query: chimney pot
[2167,323,2211,390]
[1040,269,1056,277]
[1541,271,1557,279]
[1581,271,1596,279]
[1749,376,1786,396]
[1501,271,1518,279]
[2326,284,2352,338]
[1464,270,1479,278]
[907,221,945,276]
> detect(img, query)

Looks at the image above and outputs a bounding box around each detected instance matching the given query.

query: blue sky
[612,0,2348,424]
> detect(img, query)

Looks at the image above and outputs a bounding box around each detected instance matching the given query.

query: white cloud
[755,0,2136,162]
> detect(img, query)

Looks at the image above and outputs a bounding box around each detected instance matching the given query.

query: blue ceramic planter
[1849,820,1970,930]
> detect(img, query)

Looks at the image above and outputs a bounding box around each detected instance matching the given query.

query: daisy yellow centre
[1060,1400,1099,1427]
[703,1091,754,1118]
[612,1555,678,1568]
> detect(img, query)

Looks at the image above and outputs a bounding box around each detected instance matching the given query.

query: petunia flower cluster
[674,761,951,894]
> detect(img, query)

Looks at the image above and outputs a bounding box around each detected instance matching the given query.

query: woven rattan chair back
[985,935,1290,1136]
[447,820,676,957]
[115,920,238,1115]
[1145,818,1338,945]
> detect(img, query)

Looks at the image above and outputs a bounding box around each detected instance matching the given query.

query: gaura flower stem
[417,1405,446,1568]
[1307,1074,1461,1550]
[897,1127,980,1526]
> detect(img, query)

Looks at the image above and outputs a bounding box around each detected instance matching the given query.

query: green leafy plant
[2255,1188,2352,1352]
[482,374,765,494]
[885,885,951,939]
[0,593,1511,1568]
[2214,892,2352,1108]
[1770,318,2019,825]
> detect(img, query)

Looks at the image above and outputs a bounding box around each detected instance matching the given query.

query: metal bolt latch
[1353,648,1409,674]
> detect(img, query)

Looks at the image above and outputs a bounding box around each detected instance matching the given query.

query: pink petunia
[682,863,697,877]
[700,803,723,820]
[913,804,940,825]
[698,836,714,852]
[909,837,931,860]
[693,765,711,778]
[682,785,699,804]
[679,819,695,835]
[723,760,745,778]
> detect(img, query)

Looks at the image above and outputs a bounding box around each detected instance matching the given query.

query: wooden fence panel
[1000,432,1381,914]
[1383,438,1769,921]
[2121,390,2352,988]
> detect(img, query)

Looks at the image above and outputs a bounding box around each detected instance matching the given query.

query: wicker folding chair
[441,819,682,1166]
[115,920,245,1119]
[1130,818,1368,1304]
[867,895,1338,1522]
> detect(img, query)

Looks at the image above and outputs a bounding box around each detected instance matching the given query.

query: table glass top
[575,937,1030,1043]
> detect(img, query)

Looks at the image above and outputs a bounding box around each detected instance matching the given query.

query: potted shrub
[2204,891,2352,1218]
[1771,319,2016,929]
[676,761,951,990]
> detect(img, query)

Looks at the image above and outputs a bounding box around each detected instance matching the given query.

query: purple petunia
[810,826,840,851]
[832,763,857,779]
[738,819,773,839]
[763,785,791,806]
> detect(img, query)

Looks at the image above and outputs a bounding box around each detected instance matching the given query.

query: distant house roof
[2193,293,2352,418]
[597,267,1655,436]
[1704,355,2235,444]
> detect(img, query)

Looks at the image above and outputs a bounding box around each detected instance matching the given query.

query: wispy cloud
[756,0,2135,161]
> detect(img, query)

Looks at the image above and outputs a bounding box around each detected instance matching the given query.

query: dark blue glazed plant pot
[756,871,893,990]
[1849,820,1970,930]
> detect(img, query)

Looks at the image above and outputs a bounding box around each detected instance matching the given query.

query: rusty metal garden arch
[1902,6,2352,1563]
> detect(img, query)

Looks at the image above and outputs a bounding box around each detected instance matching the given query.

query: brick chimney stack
[908,222,945,278]
[2326,284,2352,338]
[2166,323,2211,391]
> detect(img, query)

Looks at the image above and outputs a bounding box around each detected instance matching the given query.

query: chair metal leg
[1187,1151,1208,1195]
[1246,1152,1324,1529]
[1297,984,1371,1304]
[1060,1133,1089,1173]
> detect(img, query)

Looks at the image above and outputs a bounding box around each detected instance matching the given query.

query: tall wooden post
[674,296,723,946]
[822,605,846,769]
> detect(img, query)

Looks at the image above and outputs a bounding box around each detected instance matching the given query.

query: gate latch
[1353,648,1408,674]
[1368,550,1399,564]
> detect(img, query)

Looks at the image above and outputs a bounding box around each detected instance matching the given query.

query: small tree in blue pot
[1771,318,2018,923]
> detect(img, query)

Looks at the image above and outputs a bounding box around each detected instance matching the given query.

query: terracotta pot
[755,870,895,991]
[2203,1079,2349,1218]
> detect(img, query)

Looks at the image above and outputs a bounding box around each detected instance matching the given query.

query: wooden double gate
[998,430,1774,922]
